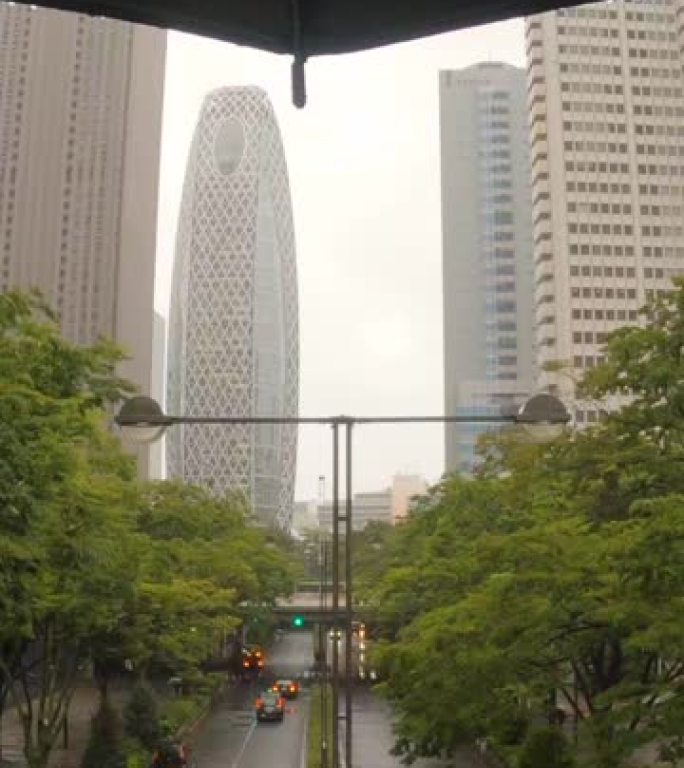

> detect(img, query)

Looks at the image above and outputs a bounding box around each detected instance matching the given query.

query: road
[191,632,313,768]
[347,688,484,768]
[191,631,482,768]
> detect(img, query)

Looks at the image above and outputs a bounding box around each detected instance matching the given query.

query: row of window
[493,281,516,294]
[635,124,684,137]
[572,308,639,322]
[560,99,681,118]
[643,246,684,258]
[629,65,680,79]
[483,230,515,242]
[570,286,638,300]
[636,144,684,157]
[566,141,684,157]
[559,25,675,43]
[574,356,607,371]
[639,167,684,182]
[632,85,684,98]
[567,200,632,213]
[555,6,616,19]
[483,193,512,204]
[634,103,684,117]
[556,62,684,81]
[567,223,684,237]
[478,120,510,130]
[567,244,638,258]
[563,120,629,134]
[558,44,679,61]
[573,331,609,344]
[566,181,631,193]
[557,24,620,37]
[569,266,636,278]
[568,222,634,237]
[558,62,623,75]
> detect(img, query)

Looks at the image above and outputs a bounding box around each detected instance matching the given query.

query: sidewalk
[344,688,486,768]
[0,685,127,768]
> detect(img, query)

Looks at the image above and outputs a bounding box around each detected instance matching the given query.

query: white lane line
[299,696,310,768]
[231,718,257,768]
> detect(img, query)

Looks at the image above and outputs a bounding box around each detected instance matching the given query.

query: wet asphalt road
[191,632,313,768]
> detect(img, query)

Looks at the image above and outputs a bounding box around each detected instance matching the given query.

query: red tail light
[289,685,296,692]
[257,660,264,668]
[278,698,285,708]
[243,661,249,668]
[255,698,264,709]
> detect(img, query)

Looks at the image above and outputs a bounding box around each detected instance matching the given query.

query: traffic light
[292,615,305,628]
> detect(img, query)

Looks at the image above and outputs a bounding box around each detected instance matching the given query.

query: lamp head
[116,396,172,444]
[517,393,570,442]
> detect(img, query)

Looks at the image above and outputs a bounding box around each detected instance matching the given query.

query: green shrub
[492,713,529,746]
[159,698,202,736]
[82,700,127,768]
[124,682,161,750]
[518,727,575,768]
[123,741,150,768]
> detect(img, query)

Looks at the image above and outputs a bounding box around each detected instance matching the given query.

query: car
[255,690,285,722]
[272,679,300,699]
[242,646,265,671]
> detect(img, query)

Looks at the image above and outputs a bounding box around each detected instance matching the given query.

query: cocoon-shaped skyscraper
[167,86,299,530]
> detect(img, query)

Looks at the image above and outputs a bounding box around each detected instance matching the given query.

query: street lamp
[115,393,570,444]
[516,392,570,442]
[114,393,569,768]
[117,395,172,444]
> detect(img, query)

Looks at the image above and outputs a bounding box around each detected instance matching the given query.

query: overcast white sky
[155,20,526,500]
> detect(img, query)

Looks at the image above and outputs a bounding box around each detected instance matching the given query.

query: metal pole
[320,538,329,768]
[344,421,353,768]
[331,422,340,768]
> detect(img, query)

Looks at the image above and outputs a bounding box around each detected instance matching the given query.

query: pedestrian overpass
[273,590,349,622]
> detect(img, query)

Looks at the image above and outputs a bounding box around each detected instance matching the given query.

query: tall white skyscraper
[0,3,165,462]
[167,86,299,530]
[440,63,535,474]
[526,0,684,424]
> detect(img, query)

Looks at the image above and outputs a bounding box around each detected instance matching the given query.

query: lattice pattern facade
[167,86,299,530]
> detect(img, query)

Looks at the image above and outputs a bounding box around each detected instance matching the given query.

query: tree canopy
[360,283,684,768]
[0,291,296,768]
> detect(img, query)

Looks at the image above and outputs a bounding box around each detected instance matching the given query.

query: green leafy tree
[366,285,684,767]
[81,699,127,768]
[518,729,574,768]
[0,291,138,768]
[123,681,160,750]
[119,481,297,676]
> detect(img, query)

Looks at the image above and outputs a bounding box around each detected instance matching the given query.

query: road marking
[299,695,309,768]
[231,718,256,768]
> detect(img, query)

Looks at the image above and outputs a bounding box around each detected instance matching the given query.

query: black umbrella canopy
[23,0,593,57]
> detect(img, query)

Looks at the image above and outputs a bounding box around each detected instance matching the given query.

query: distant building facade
[390,473,428,523]
[0,3,165,475]
[440,63,535,474]
[313,474,427,532]
[526,0,684,423]
[292,500,319,534]
[167,87,299,530]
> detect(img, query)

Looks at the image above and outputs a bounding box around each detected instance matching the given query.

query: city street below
[191,632,312,768]
[190,632,485,768]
